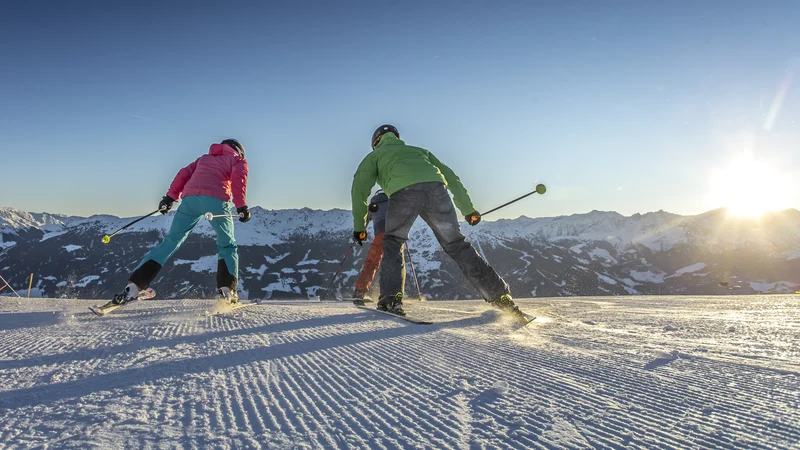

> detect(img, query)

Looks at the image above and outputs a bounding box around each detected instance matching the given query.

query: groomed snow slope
[0,296,797,449]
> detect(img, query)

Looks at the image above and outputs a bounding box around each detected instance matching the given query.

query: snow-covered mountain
[1,206,799,299]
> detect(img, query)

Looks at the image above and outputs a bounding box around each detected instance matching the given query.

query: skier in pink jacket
[113,139,250,305]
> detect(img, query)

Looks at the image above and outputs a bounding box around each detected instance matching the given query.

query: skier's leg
[379,186,425,311]
[129,196,203,290]
[206,198,239,300]
[354,232,384,296]
[419,182,510,302]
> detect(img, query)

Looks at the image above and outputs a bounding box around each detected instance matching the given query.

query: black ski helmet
[221,139,245,158]
[371,124,399,149]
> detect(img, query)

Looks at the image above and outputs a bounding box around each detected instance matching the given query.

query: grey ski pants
[379,182,510,302]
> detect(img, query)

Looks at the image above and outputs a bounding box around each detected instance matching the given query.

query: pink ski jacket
[166,143,249,208]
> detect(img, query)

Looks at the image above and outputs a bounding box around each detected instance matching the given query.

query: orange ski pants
[355,232,385,292]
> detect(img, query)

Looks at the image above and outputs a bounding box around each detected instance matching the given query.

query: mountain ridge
[1,205,798,299]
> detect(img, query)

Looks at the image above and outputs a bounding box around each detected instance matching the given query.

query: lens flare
[764,68,794,131]
[706,152,792,217]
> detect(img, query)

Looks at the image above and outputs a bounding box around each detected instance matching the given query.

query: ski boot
[90,282,142,315]
[218,287,239,305]
[491,294,531,325]
[377,292,405,316]
[353,289,373,303]
[113,282,141,305]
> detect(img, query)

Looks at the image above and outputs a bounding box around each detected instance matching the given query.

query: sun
[707,152,793,217]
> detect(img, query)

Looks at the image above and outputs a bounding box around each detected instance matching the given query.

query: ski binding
[90,288,156,316]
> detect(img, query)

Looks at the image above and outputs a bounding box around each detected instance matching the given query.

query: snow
[296,249,320,266]
[245,264,268,277]
[173,255,218,273]
[666,263,707,278]
[621,278,639,287]
[0,295,796,448]
[0,241,15,250]
[0,207,70,234]
[595,273,618,285]
[264,252,290,264]
[62,245,82,253]
[263,277,299,296]
[588,247,617,264]
[629,270,666,283]
[622,285,640,295]
[748,281,798,293]
[73,275,100,287]
[40,230,68,242]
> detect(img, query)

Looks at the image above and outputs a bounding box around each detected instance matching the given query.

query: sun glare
[707,152,792,218]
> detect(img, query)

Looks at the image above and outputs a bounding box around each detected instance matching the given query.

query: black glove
[159,195,175,214]
[368,202,379,212]
[353,230,367,246]
[237,206,251,223]
[465,211,481,226]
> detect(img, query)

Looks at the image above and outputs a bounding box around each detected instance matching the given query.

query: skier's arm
[427,151,476,216]
[166,158,200,200]
[231,159,249,209]
[351,155,378,231]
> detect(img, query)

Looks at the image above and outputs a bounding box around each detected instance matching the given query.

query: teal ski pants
[136,195,238,278]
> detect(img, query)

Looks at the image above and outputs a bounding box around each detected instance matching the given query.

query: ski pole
[102,208,164,244]
[321,241,357,300]
[479,183,547,218]
[204,212,245,220]
[405,242,422,301]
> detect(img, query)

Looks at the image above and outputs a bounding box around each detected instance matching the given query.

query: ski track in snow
[0,296,797,449]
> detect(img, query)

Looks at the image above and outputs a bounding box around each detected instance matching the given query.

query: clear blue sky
[2,0,799,219]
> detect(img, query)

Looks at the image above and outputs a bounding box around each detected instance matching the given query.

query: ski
[89,288,156,316]
[497,306,536,326]
[336,296,374,303]
[349,299,434,325]
[515,312,536,326]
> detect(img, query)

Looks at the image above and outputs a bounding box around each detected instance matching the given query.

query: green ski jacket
[351,133,475,230]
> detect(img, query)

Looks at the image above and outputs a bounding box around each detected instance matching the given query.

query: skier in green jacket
[351,124,526,322]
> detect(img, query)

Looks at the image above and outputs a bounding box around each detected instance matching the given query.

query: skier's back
[351,125,525,322]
